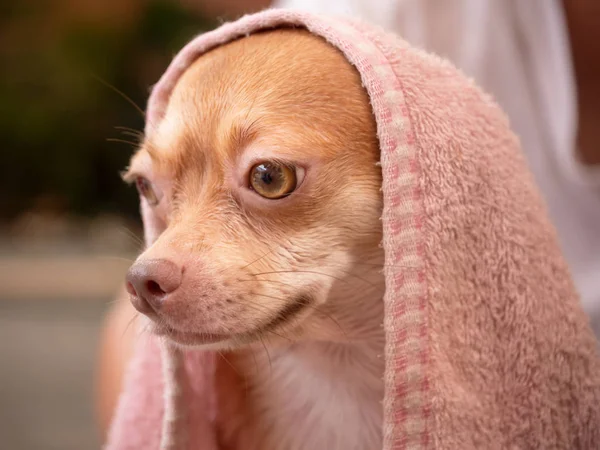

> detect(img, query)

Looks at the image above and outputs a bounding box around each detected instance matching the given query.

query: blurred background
[0,1,220,448]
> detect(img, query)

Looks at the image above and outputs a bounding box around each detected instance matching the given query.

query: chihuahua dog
[123,29,385,450]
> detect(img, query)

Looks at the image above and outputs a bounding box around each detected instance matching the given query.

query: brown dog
[106,29,385,449]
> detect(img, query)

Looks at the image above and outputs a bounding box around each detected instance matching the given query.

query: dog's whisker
[330,268,383,291]
[121,313,140,340]
[249,292,286,302]
[95,255,136,264]
[106,137,141,149]
[259,336,273,380]
[116,226,145,247]
[219,351,251,398]
[249,344,260,378]
[115,125,144,136]
[115,127,144,142]
[119,130,144,141]
[218,351,243,379]
[250,270,347,284]
[265,329,294,343]
[237,247,277,273]
[328,260,419,270]
[237,278,297,289]
[252,268,385,293]
[91,73,145,118]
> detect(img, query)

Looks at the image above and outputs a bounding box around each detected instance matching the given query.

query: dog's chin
[152,323,233,348]
[149,293,317,349]
[151,322,292,350]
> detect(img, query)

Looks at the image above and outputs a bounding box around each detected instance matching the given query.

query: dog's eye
[135,176,159,206]
[250,162,297,199]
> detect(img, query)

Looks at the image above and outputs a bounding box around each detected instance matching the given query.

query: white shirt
[274,0,600,338]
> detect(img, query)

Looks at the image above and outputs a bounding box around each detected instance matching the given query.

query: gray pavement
[0,222,137,450]
[0,297,108,450]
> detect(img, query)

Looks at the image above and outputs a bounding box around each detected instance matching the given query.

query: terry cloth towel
[105,9,600,450]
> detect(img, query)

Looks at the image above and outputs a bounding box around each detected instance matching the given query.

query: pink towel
[106,9,600,450]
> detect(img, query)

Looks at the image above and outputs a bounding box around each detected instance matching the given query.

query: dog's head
[124,29,382,348]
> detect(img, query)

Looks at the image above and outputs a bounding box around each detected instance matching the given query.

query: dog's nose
[126,259,182,314]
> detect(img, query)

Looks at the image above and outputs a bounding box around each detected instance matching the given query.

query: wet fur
[126,29,385,449]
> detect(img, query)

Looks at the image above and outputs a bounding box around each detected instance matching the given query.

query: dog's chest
[228,343,384,450]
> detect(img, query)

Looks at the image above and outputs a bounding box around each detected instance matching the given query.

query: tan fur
[126,29,385,449]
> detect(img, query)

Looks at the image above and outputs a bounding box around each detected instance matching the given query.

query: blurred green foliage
[0,0,215,221]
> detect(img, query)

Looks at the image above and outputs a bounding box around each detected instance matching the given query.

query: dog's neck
[216,249,385,450]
